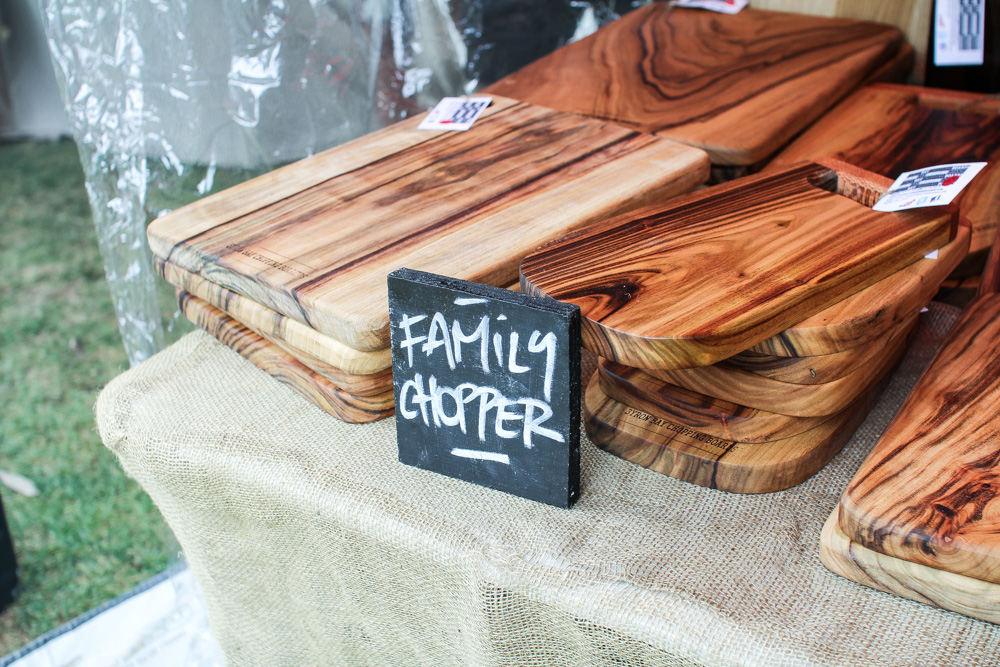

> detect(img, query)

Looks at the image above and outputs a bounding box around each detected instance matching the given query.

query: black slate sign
[388,268,581,508]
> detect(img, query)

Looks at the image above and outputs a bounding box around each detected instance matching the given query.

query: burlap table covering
[96,303,1000,666]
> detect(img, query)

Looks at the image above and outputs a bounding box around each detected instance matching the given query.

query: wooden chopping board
[644,316,910,418]
[766,83,1000,265]
[177,292,395,423]
[148,96,709,352]
[584,372,885,494]
[820,510,1000,626]
[836,293,1000,585]
[723,313,918,385]
[483,4,903,166]
[520,160,953,370]
[746,215,970,357]
[157,258,392,376]
[597,360,826,444]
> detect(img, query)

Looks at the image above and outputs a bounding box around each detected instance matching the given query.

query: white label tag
[671,0,748,14]
[418,97,492,131]
[934,0,986,66]
[873,162,987,212]
[924,249,940,260]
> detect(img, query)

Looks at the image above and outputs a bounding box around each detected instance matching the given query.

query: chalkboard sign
[388,268,581,508]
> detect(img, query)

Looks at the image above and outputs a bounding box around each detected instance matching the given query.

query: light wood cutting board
[584,373,884,494]
[745,215,970,357]
[722,313,918,385]
[520,160,953,370]
[820,510,1000,626]
[597,360,826,444]
[177,292,395,423]
[836,292,1000,585]
[157,258,392,376]
[148,96,709,352]
[484,4,903,166]
[644,317,911,418]
[766,84,1000,267]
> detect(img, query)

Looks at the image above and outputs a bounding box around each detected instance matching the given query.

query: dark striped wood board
[766,84,1000,269]
[722,313,918,385]
[836,293,1000,586]
[148,96,709,352]
[820,510,1000,625]
[157,258,392,376]
[643,318,910,418]
[584,373,884,494]
[484,4,904,166]
[597,360,826,444]
[177,292,395,423]
[520,161,953,370]
[746,216,970,357]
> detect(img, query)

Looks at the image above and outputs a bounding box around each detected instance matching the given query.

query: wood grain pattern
[767,83,1000,264]
[177,292,395,424]
[584,374,882,494]
[520,161,952,370]
[838,294,1000,584]
[723,314,918,385]
[148,96,709,352]
[484,4,902,165]
[156,258,392,375]
[645,317,911,418]
[820,510,1000,625]
[597,360,826,444]
[746,214,970,357]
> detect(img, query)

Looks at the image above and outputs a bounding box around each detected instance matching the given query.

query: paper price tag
[873,162,987,213]
[418,97,492,131]
[671,0,747,14]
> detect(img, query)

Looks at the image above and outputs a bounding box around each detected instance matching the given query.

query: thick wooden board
[766,83,1000,265]
[820,510,1000,625]
[645,318,911,418]
[597,360,826,444]
[177,292,395,424]
[746,214,970,357]
[520,161,952,370]
[156,258,391,376]
[148,96,709,352]
[584,374,881,494]
[838,294,1000,585]
[724,314,918,385]
[483,5,902,165]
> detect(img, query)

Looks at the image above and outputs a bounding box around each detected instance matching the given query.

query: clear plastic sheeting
[40,0,646,365]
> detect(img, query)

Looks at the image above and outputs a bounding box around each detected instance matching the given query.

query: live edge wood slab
[177,292,394,423]
[147,96,709,353]
[484,4,903,166]
[520,161,954,371]
[767,83,1000,267]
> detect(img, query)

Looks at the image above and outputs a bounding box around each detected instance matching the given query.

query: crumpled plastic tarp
[40,0,646,365]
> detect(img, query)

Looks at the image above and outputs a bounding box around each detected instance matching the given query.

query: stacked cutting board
[820,229,1000,624]
[484,4,912,181]
[520,160,967,493]
[146,96,710,423]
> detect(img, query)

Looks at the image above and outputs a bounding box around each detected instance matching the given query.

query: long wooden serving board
[157,258,392,376]
[148,96,709,352]
[484,5,903,166]
[520,161,953,370]
[836,293,1000,585]
[767,83,1000,265]
[820,510,1000,626]
[597,360,827,444]
[177,292,395,423]
[584,373,885,494]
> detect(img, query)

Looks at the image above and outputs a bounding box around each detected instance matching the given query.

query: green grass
[0,139,173,653]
